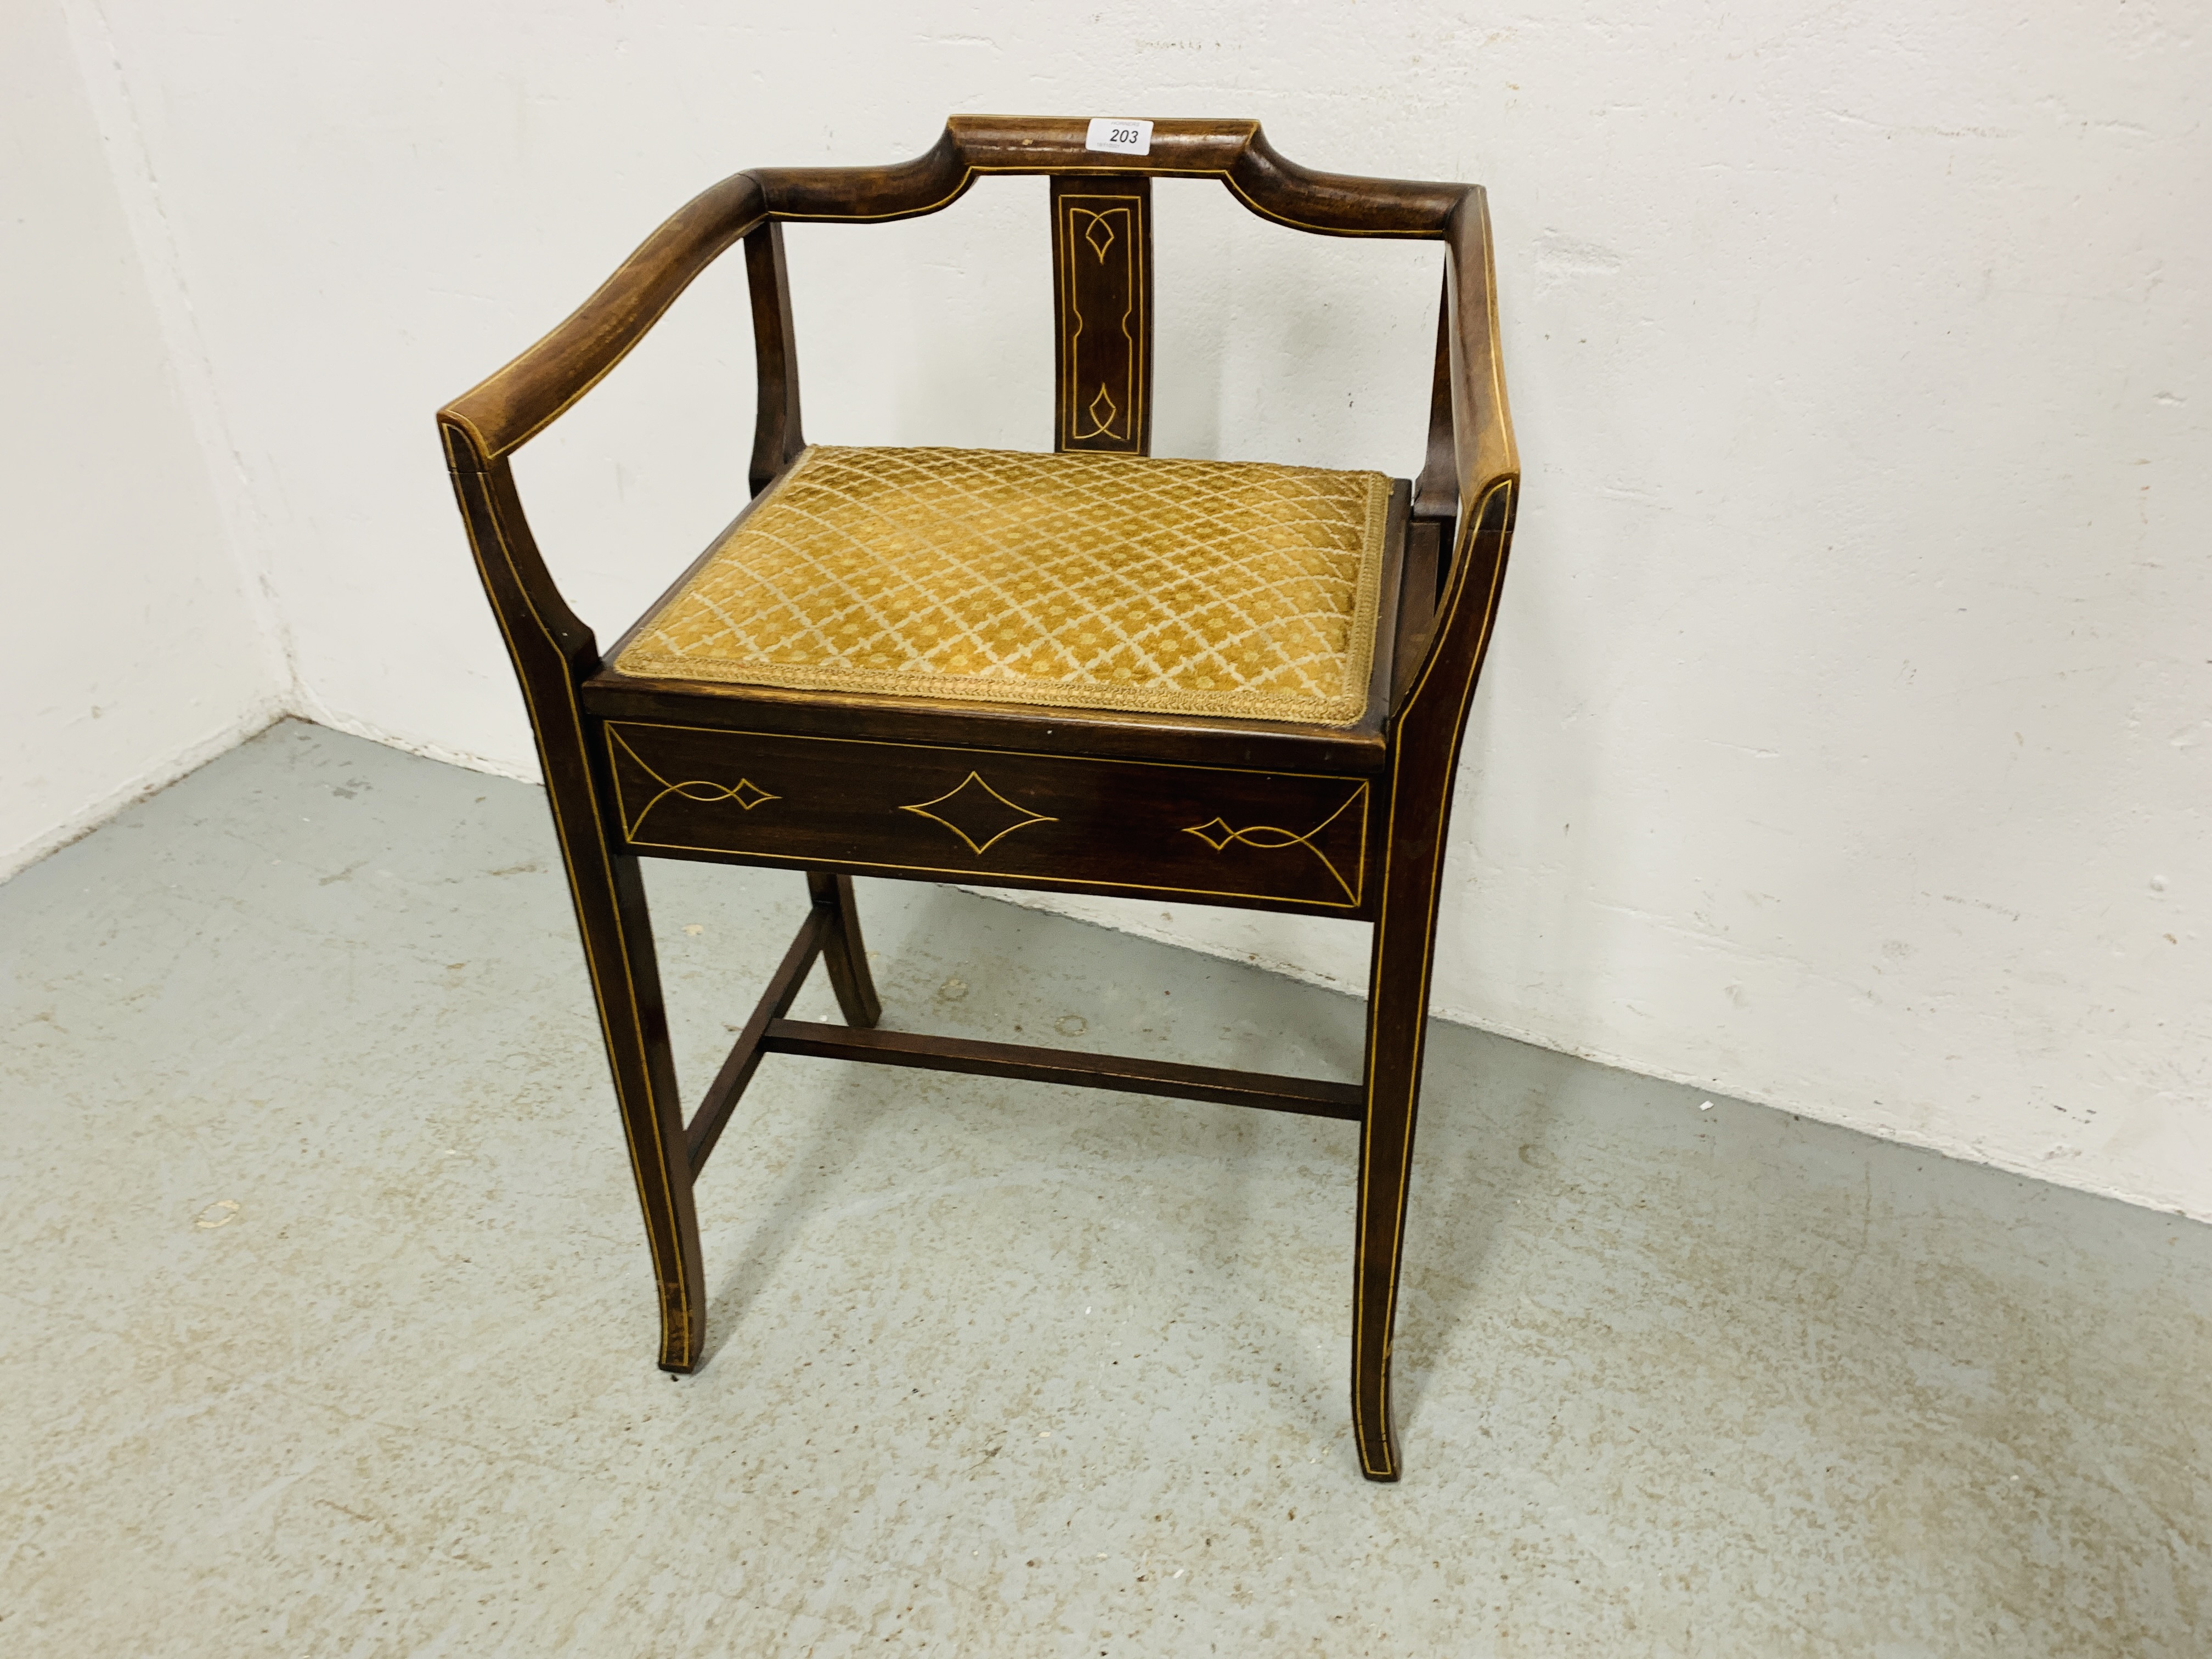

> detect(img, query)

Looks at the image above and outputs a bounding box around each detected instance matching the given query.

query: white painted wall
[49,2,2211,1219]
[1,0,283,879]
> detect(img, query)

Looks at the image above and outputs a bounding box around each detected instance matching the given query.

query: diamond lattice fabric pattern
[612,445,1393,726]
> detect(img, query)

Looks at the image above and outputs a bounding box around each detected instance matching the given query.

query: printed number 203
[1085,117,1152,154]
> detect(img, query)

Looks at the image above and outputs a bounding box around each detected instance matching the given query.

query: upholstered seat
[613,444,1392,726]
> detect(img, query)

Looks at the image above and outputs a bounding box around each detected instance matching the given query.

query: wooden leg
[1350,478,1516,1477]
[447,453,708,1374]
[806,870,881,1029]
[544,768,707,1374]
[1351,817,1451,1481]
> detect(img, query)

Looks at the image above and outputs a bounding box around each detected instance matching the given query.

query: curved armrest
[1392,186,1520,716]
[1444,187,1517,522]
[439,171,768,465]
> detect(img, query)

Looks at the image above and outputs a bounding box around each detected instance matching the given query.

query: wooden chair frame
[438,116,1516,1481]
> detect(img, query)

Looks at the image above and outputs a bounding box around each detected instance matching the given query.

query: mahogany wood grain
[600,719,1380,918]
[583,672,1395,778]
[1352,475,1517,1479]
[1412,265,1461,533]
[761,1020,1365,1121]
[1051,173,1153,454]
[743,222,805,495]
[442,433,706,1373]
[806,870,882,1030]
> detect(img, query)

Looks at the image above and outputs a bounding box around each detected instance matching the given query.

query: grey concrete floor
[2,721,2208,1657]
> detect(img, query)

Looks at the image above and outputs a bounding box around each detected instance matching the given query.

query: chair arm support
[1395,187,1520,719]
[1443,188,1517,524]
[438,171,770,466]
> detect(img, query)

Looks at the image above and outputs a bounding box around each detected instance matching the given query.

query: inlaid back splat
[1051,174,1153,455]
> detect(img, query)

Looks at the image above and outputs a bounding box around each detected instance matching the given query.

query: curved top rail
[441,117,1474,461]
[756,116,1464,238]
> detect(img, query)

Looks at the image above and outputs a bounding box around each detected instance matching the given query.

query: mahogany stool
[439,116,1517,1479]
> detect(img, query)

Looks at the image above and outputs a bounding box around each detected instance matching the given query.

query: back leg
[806,871,881,1028]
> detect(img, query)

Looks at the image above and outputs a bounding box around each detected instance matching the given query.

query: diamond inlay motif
[607,727,783,841]
[1184,816,1238,851]
[899,772,1058,856]
[724,778,776,811]
[1179,785,1369,905]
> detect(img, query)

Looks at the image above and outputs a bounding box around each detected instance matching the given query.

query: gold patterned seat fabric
[613,445,1392,726]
